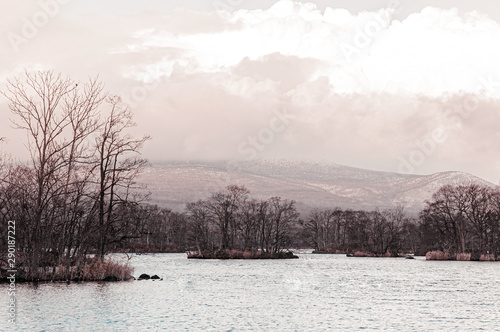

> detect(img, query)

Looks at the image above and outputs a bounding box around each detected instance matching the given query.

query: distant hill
[137,160,495,215]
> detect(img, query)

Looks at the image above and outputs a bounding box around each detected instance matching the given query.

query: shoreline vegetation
[425,250,497,261]
[187,249,298,259]
[312,250,412,258]
[0,257,133,283]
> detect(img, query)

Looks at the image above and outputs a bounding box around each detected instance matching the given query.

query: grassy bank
[313,249,410,258]
[425,250,499,261]
[0,259,134,283]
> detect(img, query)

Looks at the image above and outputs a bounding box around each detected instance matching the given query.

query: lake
[2,252,500,331]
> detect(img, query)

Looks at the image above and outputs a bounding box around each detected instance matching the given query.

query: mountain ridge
[137,160,495,215]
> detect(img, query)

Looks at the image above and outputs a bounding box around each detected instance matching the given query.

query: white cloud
[118,2,500,98]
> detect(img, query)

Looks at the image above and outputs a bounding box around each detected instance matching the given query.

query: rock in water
[138,274,150,280]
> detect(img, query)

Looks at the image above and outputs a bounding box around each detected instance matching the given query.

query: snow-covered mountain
[137,160,495,215]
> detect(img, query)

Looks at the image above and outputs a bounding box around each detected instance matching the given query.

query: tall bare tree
[3,71,151,278]
[207,185,249,250]
[186,200,214,254]
[3,71,104,277]
[267,197,298,255]
[305,209,336,251]
[421,184,500,259]
[95,96,150,261]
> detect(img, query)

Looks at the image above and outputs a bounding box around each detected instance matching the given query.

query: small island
[187,249,298,259]
[184,185,300,259]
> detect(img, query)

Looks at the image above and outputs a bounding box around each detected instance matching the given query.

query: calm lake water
[2,252,500,331]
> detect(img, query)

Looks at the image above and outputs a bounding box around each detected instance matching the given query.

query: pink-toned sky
[1,0,500,183]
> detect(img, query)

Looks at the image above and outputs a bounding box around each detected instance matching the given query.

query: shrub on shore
[187,249,298,259]
[479,254,496,261]
[81,260,134,281]
[455,253,471,261]
[0,259,133,283]
[426,251,499,261]
[425,250,450,260]
[312,248,344,254]
[353,251,374,257]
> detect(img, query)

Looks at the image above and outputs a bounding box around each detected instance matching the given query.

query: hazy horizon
[2,0,500,183]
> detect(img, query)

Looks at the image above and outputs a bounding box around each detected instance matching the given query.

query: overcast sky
[1,0,500,183]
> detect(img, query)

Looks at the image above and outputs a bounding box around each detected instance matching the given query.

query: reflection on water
[2,253,500,331]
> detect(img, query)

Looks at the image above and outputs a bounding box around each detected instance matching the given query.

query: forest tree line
[117,183,500,261]
[4,176,499,264]
[4,182,495,261]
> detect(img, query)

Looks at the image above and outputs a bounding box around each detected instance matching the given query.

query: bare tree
[186,200,215,254]
[305,209,326,251]
[57,78,104,264]
[2,71,151,278]
[267,197,298,255]
[256,199,271,253]
[95,96,151,261]
[207,185,249,250]
[420,184,500,259]
[2,71,104,278]
[462,185,491,257]
[382,205,406,256]
[487,190,500,259]
[421,185,468,254]
[368,210,388,255]
[239,199,260,252]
